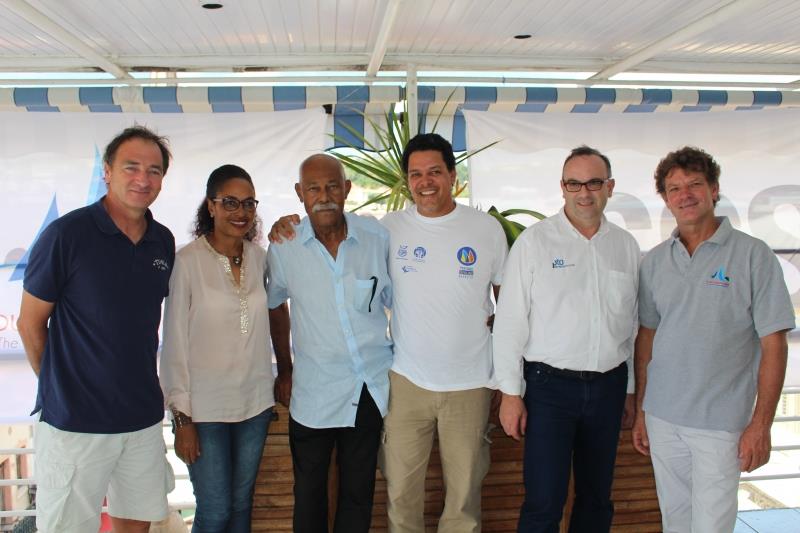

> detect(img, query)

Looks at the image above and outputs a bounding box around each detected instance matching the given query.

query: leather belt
[526,361,622,382]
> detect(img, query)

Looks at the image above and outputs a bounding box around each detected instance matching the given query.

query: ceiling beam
[366,0,403,77]
[5,0,130,79]
[590,0,766,81]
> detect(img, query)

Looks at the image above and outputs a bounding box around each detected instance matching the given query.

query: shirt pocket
[353,278,378,313]
[604,270,637,340]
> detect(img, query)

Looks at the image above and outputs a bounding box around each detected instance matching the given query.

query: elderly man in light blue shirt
[267,153,392,533]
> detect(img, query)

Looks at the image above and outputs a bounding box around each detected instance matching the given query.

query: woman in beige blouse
[160,164,274,533]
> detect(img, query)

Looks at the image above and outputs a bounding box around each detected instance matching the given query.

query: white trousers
[646,413,742,533]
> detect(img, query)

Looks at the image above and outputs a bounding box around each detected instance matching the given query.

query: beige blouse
[160,236,275,422]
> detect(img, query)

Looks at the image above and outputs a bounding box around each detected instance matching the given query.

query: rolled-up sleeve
[159,254,193,416]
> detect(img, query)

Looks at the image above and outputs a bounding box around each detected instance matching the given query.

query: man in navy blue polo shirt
[17,126,176,533]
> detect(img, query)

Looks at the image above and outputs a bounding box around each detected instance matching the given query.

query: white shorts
[35,420,174,533]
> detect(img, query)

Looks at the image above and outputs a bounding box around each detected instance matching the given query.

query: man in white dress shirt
[493,146,639,533]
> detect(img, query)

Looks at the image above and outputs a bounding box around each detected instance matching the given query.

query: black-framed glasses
[211,196,259,212]
[562,178,610,192]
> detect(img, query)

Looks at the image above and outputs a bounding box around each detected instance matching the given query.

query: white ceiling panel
[0,0,797,86]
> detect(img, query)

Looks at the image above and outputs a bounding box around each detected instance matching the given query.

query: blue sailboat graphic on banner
[8,146,103,281]
[8,195,59,281]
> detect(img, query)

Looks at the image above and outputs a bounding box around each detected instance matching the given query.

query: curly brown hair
[654,146,720,202]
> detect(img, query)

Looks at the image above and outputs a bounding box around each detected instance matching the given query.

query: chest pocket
[352,277,378,313]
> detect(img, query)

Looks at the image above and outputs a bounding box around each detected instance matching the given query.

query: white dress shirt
[493,209,639,396]
[160,236,275,422]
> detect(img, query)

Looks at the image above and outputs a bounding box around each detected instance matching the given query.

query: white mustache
[312,202,339,213]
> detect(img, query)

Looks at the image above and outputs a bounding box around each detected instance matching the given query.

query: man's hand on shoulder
[268,214,301,243]
[738,420,771,472]
[499,393,527,441]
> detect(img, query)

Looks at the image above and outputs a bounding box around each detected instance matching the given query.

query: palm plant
[330,92,545,246]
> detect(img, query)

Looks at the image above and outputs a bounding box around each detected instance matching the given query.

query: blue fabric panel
[79,87,121,112]
[462,103,490,111]
[14,88,59,111]
[333,104,365,148]
[272,86,306,111]
[452,110,466,152]
[584,88,616,104]
[208,87,244,112]
[337,86,370,104]
[143,87,182,113]
[572,104,603,113]
[753,91,781,106]
[465,87,497,104]
[736,106,764,111]
[641,89,672,105]
[525,87,558,103]
[417,103,429,134]
[417,86,436,103]
[624,104,658,113]
[515,103,548,112]
[697,90,727,106]
[681,105,712,112]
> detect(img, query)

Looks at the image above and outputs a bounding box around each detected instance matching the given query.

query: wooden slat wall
[253,405,662,532]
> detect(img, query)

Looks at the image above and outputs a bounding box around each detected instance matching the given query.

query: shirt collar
[89,196,158,242]
[556,208,609,240]
[670,216,731,247]
[299,211,358,244]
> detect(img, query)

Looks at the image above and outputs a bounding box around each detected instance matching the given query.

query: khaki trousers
[380,371,492,533]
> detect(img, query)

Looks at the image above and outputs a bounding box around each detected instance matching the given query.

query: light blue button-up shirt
[266,212,393,428]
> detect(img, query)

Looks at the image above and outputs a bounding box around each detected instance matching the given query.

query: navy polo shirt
[24,198,175,433]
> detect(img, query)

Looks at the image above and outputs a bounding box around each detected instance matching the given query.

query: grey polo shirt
[639,217,795,432]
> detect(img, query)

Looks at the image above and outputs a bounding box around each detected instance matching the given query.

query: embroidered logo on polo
[402,265,417,273]
[552,257,575,269]
[457,246,477,278]
[152,259,170,271]
[396,245,408,259]
[706,266,731,288]
[413,246,427,261]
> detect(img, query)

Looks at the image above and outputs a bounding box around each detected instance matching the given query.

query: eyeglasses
[211,196,259,211]
[562,178,610,192]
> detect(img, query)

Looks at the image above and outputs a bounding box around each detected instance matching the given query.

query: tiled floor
[736,508,800,533]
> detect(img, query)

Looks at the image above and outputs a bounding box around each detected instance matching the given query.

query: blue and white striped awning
[2,85,798,151]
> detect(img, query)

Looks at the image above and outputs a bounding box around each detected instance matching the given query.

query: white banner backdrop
[0,109,327,356]
[465,108,800,386]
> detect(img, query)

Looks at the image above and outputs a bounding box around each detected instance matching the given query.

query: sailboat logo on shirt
[456,247,476,279]
[456,247,477,266]
[706,266,731,288]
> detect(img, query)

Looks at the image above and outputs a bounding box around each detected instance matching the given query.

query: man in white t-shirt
[269,134,507,532]
[380,133,507,533]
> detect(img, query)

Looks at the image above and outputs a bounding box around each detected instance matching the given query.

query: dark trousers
[518,362,628,533]
[289,385,383,533]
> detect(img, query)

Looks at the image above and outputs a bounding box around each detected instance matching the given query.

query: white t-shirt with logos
[381,204,508,391]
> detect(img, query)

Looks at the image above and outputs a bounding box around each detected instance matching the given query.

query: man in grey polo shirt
[632,146,795,533]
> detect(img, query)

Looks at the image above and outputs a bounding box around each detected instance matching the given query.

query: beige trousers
[380,371,492,533]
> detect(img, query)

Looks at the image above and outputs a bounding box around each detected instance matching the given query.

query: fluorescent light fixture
[592,83,782,92]
[418,70,595,80]
[610,72,800,84]
[0,72,115,80]
[175,71,366,78]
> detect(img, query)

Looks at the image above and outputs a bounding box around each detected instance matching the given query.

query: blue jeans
[518,362,627,533]
[188,408,272,533]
